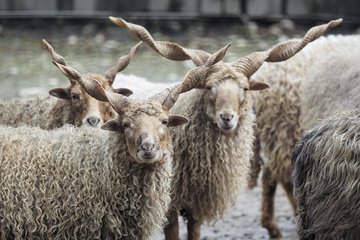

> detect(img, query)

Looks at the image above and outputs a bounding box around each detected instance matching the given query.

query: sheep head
[55,63,188,164]
[43,39,140,128]
[111,17,342,133]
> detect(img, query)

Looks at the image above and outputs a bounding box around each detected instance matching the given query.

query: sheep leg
[261,166,282,239]
[187,212,202,240]
[282,181,297,215]
[164,208,179,240]
[248,137,262,189]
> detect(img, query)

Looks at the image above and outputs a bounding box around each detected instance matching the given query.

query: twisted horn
[43,39,77,85]
[52,61,109,102]
[148,84,177,103]
[42,39,66,65]
[232,18,342,77]
[54,62,131,114]
[104,91,131,114]
[160,44,231,110]
[104,41,142,84]
[109,16,211,66]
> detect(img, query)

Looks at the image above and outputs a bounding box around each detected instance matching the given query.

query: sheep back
[300,35,360,131]
[170,89,255,222]
[0,96,75,129]
[0,125,172,240]
[292,109,360,240]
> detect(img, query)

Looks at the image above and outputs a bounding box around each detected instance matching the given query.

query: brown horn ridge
[109,16,212,66]
[231,18,343,78]
[103,41,142,84]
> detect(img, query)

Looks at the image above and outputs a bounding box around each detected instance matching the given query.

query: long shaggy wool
[170,89,254,222]
[292,109,360,240]
[252,60,304,183]
[0,125,172,240]
[0,96,76,129]
[300,35,360,130]
[252,35,360,182]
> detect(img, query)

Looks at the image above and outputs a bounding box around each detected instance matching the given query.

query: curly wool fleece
[170,89,255,222]
[0,96,77,129]
[0,125,172,240]
[292,109,360,240]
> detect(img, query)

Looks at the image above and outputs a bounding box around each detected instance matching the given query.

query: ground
[154,185,297,240]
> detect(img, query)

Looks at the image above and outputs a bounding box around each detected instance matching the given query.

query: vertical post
[143,0,149,12]
[197,0,202,14]
[240,0,248,14]
[169,0,182,12]
[6,0,16,11]
[281,0,288,15]
[57,0,74,10]
[220,0,226,15]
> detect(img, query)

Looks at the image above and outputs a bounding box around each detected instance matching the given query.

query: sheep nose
[87,117,100,126]
[220,113,234,122]
[141,143,155,153]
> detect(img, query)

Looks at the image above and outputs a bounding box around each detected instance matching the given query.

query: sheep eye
[71,93,80,100]
[161,119,169,125]
[206,86,212,90]
[122,122,130,129]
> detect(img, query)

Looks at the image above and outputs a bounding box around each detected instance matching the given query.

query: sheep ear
[113,88,133,97]
[248,79,270,91]
[101,119,123,132]
[168,115,189,127]
[49,88,71,99]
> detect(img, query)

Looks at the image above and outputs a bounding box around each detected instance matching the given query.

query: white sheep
[109,17,340,240]
[299,34,360,130]
[0,39,138,129]
[0,60,192,239]
[292,35,360,239]
[292,109,360,240]
[249,33,360,238]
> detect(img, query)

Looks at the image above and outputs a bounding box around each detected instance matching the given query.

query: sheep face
[43,39,137,128]
[103,102,187,164]
[49,74,117,128]
[203,65,251,133]
[124,107,169,163]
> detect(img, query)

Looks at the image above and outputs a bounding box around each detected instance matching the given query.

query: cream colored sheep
[0,39,138,129]
[0,60,192,239]
[109,17,341,240]
[249,33,360,238]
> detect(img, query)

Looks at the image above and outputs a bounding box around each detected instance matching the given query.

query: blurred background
[0,0,359,99]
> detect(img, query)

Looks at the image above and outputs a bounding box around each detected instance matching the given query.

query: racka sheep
[250,32,360,239]
[299,34,360,130]
[0,55,200,239]
[109,17,340,240]
[0,39,138,129]
[250,59,304,238]
[292,109,360,240]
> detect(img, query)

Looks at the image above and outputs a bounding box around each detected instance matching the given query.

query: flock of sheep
[0,16,359,240]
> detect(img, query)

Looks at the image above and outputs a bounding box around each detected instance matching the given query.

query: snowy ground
[153,185,298,240]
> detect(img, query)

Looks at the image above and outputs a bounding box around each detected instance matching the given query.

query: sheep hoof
[268,227,282,239]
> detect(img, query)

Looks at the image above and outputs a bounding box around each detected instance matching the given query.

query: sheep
[0,50,217,238]
[291,35,360,239]
[0,39,138,129]
[299,34,360,130]
[250,59,305,238]
[292,109,360,240]
[248,33,360,238]
[109,17,341,240]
